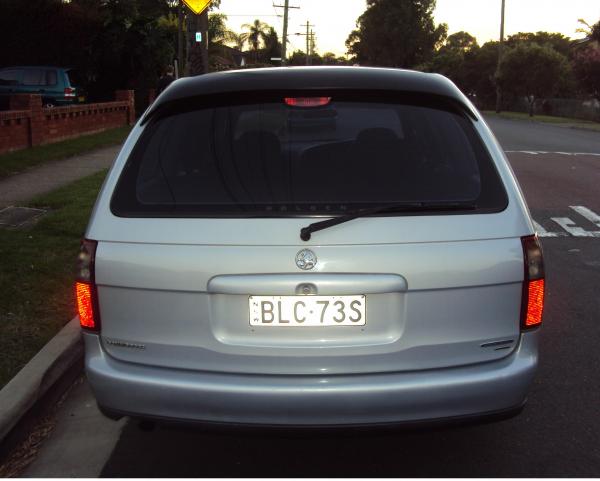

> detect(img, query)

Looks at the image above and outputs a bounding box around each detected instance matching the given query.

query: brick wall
[0,90,134,155]
[0,111,30,154]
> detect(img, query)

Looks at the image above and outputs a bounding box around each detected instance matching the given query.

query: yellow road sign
[182,0,212,15]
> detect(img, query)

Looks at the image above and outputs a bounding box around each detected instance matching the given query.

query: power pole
[294,22,314,65]
[273,1,300,65]
[186,6,209,76]
[177,0,184,77]
[200,8,209,74]
[495,0,506,113]
[305,21,310,65]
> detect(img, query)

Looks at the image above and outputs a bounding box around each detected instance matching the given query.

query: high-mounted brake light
[76,239,100,331]
[520,235,545,329]
[284,97,331,107]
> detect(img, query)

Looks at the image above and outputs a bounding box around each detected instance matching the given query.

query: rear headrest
[356,128,399,144]
[235,131,281,153]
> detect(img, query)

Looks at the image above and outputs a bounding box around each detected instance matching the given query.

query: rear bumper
[84,332,538,426]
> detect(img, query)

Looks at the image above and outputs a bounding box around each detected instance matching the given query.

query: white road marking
[534,206,600,238]
[533,220,567,237]
[570,206,600,229]
[506,151,600,156]
[551,217,600,237]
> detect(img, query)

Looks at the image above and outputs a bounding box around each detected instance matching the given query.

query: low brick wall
[0,110,30,153]
[0,90,134,155]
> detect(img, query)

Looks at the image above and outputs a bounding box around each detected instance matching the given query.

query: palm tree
[208,13,246,68]
[240,19,271,62]
[262,27,282,64]
[577,19,600,43]
[263,27,279,51]
[226,32,246,52]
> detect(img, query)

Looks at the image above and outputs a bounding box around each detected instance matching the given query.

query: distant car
[77,67,544,427]
[0,66,85,108]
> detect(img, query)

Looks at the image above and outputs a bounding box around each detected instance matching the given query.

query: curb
[0,317,83,445]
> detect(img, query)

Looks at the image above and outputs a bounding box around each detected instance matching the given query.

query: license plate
[249,295,366,327]
[78,96,85,102]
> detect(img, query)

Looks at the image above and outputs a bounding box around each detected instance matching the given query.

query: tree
[345,0,447,68]
[498,43,572,116]
[241,19,271,62]
[463,41,501,107]
[417,31,478,93]
[261,27,282,64]
[444,31,478,52]
[208,13,232,46]
[321,52,349,65]
[226,32,246,52]
[288,50,308,66]
[207,13,241,68]
[506,32,572,58]
[577,19,600,43]
[573,46,600,100]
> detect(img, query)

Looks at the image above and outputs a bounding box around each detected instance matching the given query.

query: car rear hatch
[87,91,530,376]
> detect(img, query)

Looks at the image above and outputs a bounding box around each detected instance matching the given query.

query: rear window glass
[45,69,57,86]
[65,69,81,87]
[112,96,507,217]
[0,69,20,85]
[22,69,44,86]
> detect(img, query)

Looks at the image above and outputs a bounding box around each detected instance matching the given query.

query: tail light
[285,97,331,107]
[520,235,545,329]
[76,239,100,331]
[64,87,76,98]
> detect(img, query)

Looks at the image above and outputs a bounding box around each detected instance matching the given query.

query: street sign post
[182,0,212,15]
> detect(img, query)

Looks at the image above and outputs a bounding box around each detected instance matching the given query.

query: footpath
[0,145,120,208]
[0,143,123,476]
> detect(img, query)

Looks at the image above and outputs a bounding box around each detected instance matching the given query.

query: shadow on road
[100,408,550,477]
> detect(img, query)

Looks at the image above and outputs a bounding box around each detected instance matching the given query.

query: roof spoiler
[141,90,478,126]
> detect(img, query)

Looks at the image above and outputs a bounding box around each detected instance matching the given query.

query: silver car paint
[85,331,537,425]
[83,81,540,425]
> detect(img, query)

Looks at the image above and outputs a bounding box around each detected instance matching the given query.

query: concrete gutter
[0,318,83,445]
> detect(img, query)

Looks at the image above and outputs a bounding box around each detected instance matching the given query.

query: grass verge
[0,126,130,179]
[482,111,600,132]
[0,170,107,389]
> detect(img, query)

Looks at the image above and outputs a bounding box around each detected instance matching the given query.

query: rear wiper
[300,201,477,241]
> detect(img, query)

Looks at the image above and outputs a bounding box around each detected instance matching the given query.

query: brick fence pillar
[9,94,43,147]
[115,90,135,125]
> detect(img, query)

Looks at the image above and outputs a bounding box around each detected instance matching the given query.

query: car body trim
[207,274,408,295]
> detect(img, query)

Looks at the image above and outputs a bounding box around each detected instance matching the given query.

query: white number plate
[249,295,366,327]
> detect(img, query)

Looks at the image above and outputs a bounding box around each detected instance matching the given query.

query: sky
[215,0,600,57]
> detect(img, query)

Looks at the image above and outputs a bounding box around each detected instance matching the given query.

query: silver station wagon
[76,67,545,427]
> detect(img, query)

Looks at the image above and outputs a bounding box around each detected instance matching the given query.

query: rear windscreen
[112,96,507,217]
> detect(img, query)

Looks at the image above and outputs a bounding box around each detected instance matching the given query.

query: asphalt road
[21,116,600,477]
[485,115,600,153]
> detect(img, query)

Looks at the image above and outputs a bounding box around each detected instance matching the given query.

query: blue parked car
[0,66,86,109]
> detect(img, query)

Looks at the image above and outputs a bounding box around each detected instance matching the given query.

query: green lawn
[482,111,600,132]
[0,126,130,179]
[0,170,107,388]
